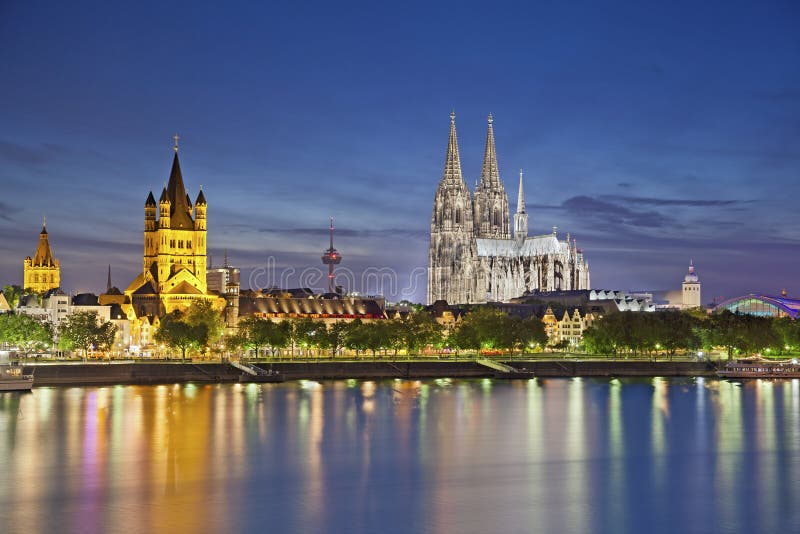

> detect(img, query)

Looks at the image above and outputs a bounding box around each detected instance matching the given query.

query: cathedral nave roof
[476,234,569,258]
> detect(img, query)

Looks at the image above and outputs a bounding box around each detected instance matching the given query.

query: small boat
[0,364,35,391]
[232,361,285,383]
[717,358,800,379]
[239,371,285,383]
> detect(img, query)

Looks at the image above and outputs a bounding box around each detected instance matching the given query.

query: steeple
[513,169,528,242]
[33,219,56,267]
[442,110,465,184]
[479,113,501,187]
[166,152,194,229]
[472,113,510,239]
[107,264,112,293]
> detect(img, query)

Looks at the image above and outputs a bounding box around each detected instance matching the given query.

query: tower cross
[173,134,180,153]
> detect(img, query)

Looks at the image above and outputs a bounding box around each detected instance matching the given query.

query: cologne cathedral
[427,113,590,305]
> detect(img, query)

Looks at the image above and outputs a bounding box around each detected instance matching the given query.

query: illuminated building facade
[682,260,701,308]
[23,220,60,293]
[427,113,590,305]
[713,293,800,319]
[124,139,222,319]
[207,261,240,330]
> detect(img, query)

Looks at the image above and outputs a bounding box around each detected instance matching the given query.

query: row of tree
[218,308,548,359]
[229,313,444,359]
[0,311,117,357]
[582,310,793,359]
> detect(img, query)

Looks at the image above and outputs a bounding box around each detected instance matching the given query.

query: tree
[155,311,206,360]
[771,317,800,354]
[0,313,53,355]
[506,316,547,355]
[447,320,480,355]
[2,285,23,309]
[362,321,391,358]
[236,317,269,358]
[185,300,224,350]
[292,318,322,357]
[59,311,118,358]
[263,320,291,358]
[319,321,348,358]
[397,313,442,355]
[344,319,369,357]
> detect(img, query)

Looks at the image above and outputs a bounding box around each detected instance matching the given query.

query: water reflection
[1,378,799,533]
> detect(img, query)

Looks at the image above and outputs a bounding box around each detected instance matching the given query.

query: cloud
[562,196,671,228]
[257,227,428,240]
[606,195,753,207]
[0,141,66,166]
[617,182,633,188]
[0,201,22,222]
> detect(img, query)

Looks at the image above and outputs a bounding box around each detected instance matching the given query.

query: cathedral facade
[124,142,221,319]
[427,113,590,305]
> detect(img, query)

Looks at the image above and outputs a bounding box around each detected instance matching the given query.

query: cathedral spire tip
[488,112,493,125]
[173,133,180,153]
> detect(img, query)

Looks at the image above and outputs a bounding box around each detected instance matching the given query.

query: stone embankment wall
[23,360,716,386]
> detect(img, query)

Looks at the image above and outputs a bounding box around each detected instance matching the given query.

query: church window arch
[455,208,461,224]
[493,210,500,227]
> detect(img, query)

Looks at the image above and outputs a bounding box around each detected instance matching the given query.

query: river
[1,378,799,533]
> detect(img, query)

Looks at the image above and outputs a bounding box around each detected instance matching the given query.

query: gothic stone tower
[472,114,510,240]
[427,112,477,304]
[427,113,591,305]
[23,219,60,293]
[126,138,217,318]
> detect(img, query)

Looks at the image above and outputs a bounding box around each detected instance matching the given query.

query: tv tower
[321,217,342,294]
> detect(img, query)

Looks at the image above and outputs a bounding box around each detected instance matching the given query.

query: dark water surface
[1,378,799,533]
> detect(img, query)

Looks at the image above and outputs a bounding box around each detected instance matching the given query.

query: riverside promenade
[20,359,717,386]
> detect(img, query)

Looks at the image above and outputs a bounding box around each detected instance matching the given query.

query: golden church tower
[23,219,60,293]
[126,137,218,318]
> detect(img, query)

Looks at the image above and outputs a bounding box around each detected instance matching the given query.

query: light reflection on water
[1,378,799,533]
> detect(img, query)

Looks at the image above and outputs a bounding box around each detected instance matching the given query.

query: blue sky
[1,0,798,303]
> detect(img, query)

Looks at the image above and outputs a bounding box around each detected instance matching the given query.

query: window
[455,208,461,224]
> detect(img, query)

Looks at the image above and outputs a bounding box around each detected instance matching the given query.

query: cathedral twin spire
[443,111,465,184]
[479,113,501,188]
